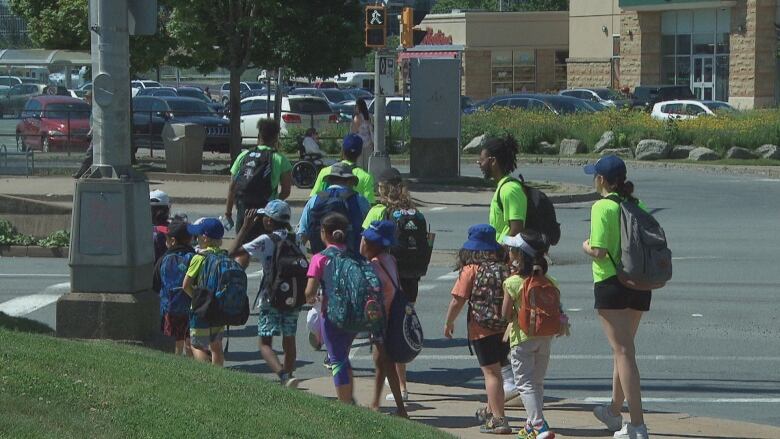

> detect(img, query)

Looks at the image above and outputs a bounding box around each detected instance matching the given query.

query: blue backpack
[192,252,249,326]
[158,250,194,317]
[307,188,363,255]
[322,247,384,333]
[376,262,423,364]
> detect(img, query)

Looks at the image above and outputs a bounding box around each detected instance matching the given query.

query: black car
[135,87,178,97]
[132,96,230,152]
[288,87,354,108]
[176,86,225,115]
[463,93,595,115]
[632,85,695,109]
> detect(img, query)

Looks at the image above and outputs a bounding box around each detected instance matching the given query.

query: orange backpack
[518,271,561,337]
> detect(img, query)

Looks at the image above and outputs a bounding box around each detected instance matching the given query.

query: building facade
[0,0,27,44]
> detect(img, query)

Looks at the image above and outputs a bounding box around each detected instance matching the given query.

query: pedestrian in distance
[150,190,172,264]
[302,127,328,161]
[582,155,651,439]
[502,231,570,439]
[309,133,376,204]
[444,224,512,435]
[225,119,292,241]
[229,200,306,388]
[72,90,93,179]
[350,98,373,171]
[362,167,433,401]
[360,220,408,417]
[152,220,196,357]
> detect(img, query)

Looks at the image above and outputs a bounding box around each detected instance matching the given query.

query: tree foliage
[431,0,567,13]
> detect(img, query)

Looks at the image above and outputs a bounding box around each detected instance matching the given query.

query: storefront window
[491,51,513,94]
[491,50,537,95]
[513,50,535,92]
[554,50,568,90]
[693,33,715,55]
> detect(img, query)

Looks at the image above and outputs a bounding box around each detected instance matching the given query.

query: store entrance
[692,55,715,100]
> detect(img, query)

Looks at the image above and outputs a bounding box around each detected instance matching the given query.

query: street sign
[378,54,395,96]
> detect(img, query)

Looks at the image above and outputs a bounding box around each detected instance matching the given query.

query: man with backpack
[308,133,376,204]
[225,120,293,235]
[297,162,370,255]
[229,200,307,387]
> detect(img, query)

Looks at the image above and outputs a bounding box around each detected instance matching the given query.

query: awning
[398,51,459,61]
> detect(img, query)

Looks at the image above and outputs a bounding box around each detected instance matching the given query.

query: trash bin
[162,123,205,173]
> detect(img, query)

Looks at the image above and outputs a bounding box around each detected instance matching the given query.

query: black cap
[379,167,402,184]
[167,220,192,242]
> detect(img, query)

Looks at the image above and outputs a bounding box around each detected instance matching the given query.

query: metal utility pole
[368,50,390,176]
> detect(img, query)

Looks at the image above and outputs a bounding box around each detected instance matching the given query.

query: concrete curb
[0,245,68,258]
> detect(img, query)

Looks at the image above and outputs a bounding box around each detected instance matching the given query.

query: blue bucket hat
[584,155,627,182]
[187,217,224,240]
[462,224,501,252]
[342,133,363,155]
[259,199,291,224]
[362,220,397,248]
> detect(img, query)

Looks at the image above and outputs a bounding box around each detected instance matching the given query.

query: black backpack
[234,149,273,208]
[497,175,561,246]
[268,234,309,311]
[384,208,432,279]
[307,189,362,255]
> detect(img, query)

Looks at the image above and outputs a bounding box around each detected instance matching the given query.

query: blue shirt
[297,184,370,241]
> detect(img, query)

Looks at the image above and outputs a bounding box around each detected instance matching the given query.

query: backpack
[158,250,194,317]
[267,234,309,311]
[385,208,433,279]
[468,261,510,331]
[606,195,672,290]
[191,252,250,326]
[518,272,561,337]
[377,263,423,364]
[307,188,362,254]
[321,246,384,333]
[497,176,561,246]
[234,149,273,208]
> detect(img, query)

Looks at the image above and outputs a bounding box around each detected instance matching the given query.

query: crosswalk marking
[436,272,459,281]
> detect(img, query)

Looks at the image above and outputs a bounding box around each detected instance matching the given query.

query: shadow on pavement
[412,414,481,429]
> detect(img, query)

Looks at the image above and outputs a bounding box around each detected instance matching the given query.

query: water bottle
[220,215,234,231]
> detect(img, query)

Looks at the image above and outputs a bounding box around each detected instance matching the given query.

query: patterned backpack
[192,252,249,326]
[468,261,510,331]
[158,250,194,317]
[322,247,384,333]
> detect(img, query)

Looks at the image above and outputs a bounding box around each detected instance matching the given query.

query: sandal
[475,406,492,423]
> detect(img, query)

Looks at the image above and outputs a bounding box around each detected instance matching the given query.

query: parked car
[237,95,338,144]
[131,79,163,97]
[342,88,374,100]
[331,72,374,90]
[219,81,265,105]
[135,87,178,97]
[559,88,632,108]
[176,86,225,115]
[632,85,695,110]
[288,87,355,109]
[367,97,411,122]
[651,100,735,121]
[313,81,339,89]
[16,96,91,152]
[132,96,231,152]
[0,76,23,88]
[72,82,93,98]
[463,94,595,115]
[0,83,46,117]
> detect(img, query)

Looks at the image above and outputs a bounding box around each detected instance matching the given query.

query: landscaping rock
[756,144,780,160]
[726,146,757,160]
[463,134,487,153]
[688,147,720,161]
[559,138,586,156]
[594,131,615,153]
[538,141,559,155]
[635,139,671,161]
[600,148,634,158]
[670,145,696,159]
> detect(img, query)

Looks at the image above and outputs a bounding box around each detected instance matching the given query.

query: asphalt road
[2,163,779,428]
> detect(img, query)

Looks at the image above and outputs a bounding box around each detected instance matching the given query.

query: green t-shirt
[230,145,292,199]
[362,204,387,229]
[504,273,559,348]
[309,160,376,204]
[589,194,647,283]
[490,176,527,242]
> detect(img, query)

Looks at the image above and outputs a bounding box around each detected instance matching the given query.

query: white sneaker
[593,405,623,432]
[385,390,409,401]
[613,423,648,439]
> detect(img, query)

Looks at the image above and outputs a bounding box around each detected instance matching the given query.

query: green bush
[0,219,69,248]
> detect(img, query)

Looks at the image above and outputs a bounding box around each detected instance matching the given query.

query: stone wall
[620,11,661,90]
[567,59,613,88]
[730,0,777,108]
[462,49,492,100]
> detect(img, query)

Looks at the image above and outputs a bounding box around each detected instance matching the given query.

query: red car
[16,96,91,152]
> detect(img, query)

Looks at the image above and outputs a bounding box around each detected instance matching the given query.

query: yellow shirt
[503,274,559,347]
[309,160,376,204]
[490,176,527,242]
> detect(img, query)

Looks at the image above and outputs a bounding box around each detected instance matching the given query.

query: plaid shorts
[190,326,224,351]
[257,305,300,337]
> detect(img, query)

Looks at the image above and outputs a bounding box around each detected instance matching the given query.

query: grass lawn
[0,318,451,439]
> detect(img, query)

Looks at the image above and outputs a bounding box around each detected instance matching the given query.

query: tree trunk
[228,68,244,162]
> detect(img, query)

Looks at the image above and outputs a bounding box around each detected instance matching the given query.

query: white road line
[418,284,437,292]
[586,397,780,404]
[0,274,69,278]
[567,308,583,312]
[672,256,719,261]
[247,270,263,279]
[430,207,447,211]
[348,346,360,360]
[351,354,780,362]
[436,272,459,281]
[0,282,70,316]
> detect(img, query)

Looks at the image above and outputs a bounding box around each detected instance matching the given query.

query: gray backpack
[606,195,672,291]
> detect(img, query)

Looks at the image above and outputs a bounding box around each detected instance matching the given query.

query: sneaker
[284,376,301,389]
[323,356,333,370]
[479,416,512,435]
[613,423,648,439]
[533,420,555,439]
[475,406,492,423]
[593,405,623,432]
[517,423,536,439]
[308,332,321,351]
[385,390,409,401]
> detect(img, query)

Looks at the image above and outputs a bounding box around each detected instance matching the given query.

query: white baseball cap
[149,190,170,207]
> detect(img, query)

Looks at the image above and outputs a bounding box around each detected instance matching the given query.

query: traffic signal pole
[368,50,390,177]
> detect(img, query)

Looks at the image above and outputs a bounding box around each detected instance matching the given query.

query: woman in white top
[351,98,373,170]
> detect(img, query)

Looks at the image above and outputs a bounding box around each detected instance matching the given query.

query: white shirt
[242,229,289,305]
[303,137,325,156]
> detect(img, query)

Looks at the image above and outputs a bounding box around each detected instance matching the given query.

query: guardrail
[0,143,35,176]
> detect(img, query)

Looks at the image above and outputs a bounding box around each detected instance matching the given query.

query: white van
[332,72,374,91]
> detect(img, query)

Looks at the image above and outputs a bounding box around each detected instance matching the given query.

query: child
[444,224,512,435]
[360,220,408,417]
[502,231,568,439]
[182,218,227,367]
[153,220,195,356]
[229,200,304,387]
[150,190,171,263]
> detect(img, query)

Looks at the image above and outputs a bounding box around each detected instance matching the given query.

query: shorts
[190,326,224,351]
[162,314,189,341]
[399,277,420,303]
[258,305,300,337]
[594,276,652,311]
[471,333,511,367]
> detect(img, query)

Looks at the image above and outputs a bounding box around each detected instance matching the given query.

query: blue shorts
[258,306,300,337]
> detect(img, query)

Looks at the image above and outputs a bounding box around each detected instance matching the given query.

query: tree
[431,0,567,13]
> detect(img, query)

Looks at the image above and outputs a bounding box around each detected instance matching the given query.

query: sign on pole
[378,54,395,96]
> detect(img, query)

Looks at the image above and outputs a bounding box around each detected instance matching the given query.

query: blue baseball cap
[462,224,501,252]
[342,133,363,155]
[259,199,291,224]
[584,155,627,181]
[187,217,224,240]
[362,220,397,248]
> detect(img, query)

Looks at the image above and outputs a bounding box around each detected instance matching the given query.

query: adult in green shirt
[309,134,376,204]
[478,136,527,243]
[225,120,292,233]
[581,155,650,439]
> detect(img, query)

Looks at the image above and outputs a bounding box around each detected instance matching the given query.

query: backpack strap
[605,194,622,205]
[376,260,400,292]
[495,177,523,212]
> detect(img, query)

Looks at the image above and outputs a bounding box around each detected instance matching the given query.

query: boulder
[635,139,671,161]
[688,147,720,161]
[756,144,780,160]
[538,141,559,155]
[463,134,487,153]
[670,145,696,159]
[594,131,615,153]
[600,148,634,158]
[559,138,586,156]
[726,146,757,160]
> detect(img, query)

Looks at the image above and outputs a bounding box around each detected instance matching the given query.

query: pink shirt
[307,244,346,280]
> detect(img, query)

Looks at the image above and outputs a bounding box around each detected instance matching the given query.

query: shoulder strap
[496,177,522,212]
[376,260,400,292]
[605,194,622,204]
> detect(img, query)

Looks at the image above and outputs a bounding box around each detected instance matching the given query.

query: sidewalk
[300,377,780,439]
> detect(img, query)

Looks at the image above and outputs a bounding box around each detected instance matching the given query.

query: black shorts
[471,333,510,367]
[594,276,652,311]
[399,277,420,303]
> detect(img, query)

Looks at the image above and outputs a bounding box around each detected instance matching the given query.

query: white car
[367,97,410,123]
[651,100,735,121]
[237,95,338,144]
[131,80,162,97]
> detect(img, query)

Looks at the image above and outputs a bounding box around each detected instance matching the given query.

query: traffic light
[365,5,386,49]
[401,7,427,48]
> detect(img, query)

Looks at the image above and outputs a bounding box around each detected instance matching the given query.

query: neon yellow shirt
[490,176,527,242]
[362,204,387,229]
[589,193,647,283]
[309,160,376,204]
[186,246,227,335]
[229,145,292,200]
[504,274,559,347]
